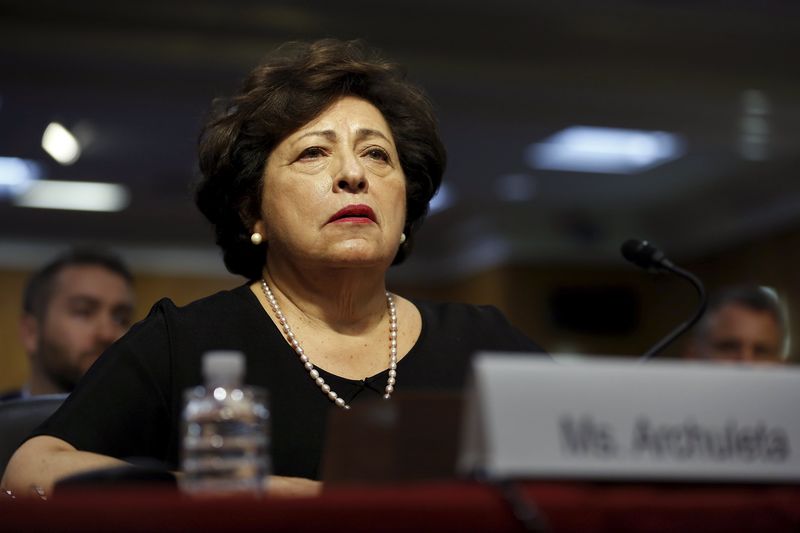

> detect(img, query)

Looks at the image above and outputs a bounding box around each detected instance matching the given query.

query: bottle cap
[202,351,245,384]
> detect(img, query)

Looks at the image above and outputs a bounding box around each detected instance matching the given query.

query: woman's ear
[252,220,266,241]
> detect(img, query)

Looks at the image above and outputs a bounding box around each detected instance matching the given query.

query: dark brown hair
[23,247,133,320]
[195,39,446,280]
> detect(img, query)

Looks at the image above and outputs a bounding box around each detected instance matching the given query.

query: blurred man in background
[683,285,787,364]
[0,248,135,400]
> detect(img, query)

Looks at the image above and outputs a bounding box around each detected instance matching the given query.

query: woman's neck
[263,257,389,335]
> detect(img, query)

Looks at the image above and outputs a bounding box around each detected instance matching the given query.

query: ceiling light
[526,126,685,174]
[13,180,130,212]
[41,122,81,165]
[739,90,770,161]
[0,157,41,197]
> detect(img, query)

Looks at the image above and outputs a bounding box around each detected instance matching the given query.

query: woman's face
[255,96,407,270]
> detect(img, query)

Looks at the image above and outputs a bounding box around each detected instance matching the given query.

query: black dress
[32,284,544,479]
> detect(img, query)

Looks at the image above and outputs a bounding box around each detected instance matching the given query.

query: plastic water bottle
[180,351,270,496]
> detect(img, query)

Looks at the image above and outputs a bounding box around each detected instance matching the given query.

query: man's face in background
[699,302,783,364]
[21,264,135,392]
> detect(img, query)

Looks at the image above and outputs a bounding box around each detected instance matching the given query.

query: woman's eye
[298,147,326,161]
[364,148,390,163]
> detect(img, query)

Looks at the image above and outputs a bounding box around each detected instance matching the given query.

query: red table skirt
[3,481,800,532]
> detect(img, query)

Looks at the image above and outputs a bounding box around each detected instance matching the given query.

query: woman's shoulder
[408,298,544,353]
[118,283,269,372]
[123,284,261,348]
[145,283,257,321]
[412,299,517,330]
[396,298,545,389]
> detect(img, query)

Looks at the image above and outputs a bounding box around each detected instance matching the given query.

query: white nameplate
[458,354,800,482]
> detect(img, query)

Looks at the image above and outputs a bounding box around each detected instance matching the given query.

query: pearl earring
[250,232,263,245]
[399,233,406,244]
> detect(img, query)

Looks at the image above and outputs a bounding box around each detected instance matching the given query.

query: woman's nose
[333,154,368,193]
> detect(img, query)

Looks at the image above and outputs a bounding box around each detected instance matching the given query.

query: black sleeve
[30,300,175,465]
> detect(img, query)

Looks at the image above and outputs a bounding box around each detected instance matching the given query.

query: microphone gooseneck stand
[620,239,708,362]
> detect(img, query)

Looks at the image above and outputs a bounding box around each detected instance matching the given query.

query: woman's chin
[328,255,388,269]
[317,244,392,268]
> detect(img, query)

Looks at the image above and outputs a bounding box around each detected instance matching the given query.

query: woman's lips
[327,204,377,224]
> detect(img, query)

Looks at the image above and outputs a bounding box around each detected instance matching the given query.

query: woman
[2,39,543,497]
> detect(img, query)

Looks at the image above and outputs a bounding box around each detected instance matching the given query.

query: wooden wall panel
[2,226,797,392]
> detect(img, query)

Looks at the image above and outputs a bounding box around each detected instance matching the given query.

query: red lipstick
[327,204,377,224]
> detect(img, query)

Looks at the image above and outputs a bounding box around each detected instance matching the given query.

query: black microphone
[621,239,674,271]
[621,239,708,361]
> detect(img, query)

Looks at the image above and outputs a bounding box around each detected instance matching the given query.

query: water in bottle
[180,351,270,496]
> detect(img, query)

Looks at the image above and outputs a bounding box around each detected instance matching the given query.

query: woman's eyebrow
[294,130,337,143]
[355,128,391,144]
[293,128,391,144]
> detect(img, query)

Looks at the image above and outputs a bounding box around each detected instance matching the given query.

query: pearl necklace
[260,279,398,410]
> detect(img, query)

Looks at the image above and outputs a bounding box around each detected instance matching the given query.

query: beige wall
[2,226,797,392]
[0,269,30,392]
